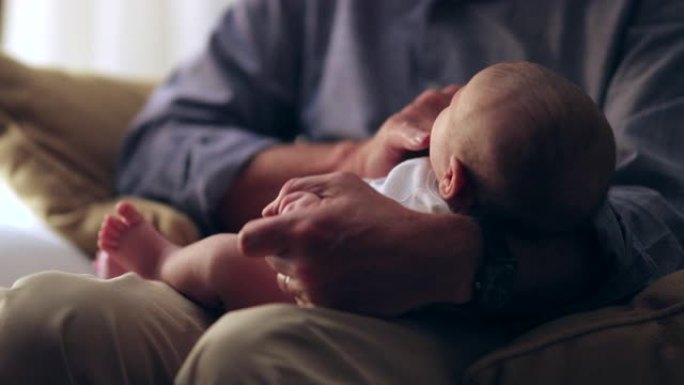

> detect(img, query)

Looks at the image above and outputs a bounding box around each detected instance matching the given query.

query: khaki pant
[0,272,507,384]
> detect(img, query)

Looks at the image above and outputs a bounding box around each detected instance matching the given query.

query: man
[1,0,682,383]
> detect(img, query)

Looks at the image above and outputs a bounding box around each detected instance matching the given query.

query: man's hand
[262,190,323,216]
[238,172,482,316]
[219,85,460,230]
[344,85,460,178]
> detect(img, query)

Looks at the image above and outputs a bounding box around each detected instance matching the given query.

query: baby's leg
[99,201,290,310]
[161,234,291,310]
[98,202,180,279]
[92,250,129,279]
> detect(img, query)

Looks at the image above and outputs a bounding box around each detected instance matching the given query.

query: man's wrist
[332,140,365,175]
[453,215,484,304]
[220,141,361,230]
[422,213,483,305]
[470,215,517,313]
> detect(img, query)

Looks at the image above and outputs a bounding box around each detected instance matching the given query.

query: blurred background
[0,0,233,282]
[0,0,234,227]
[1,0,233,78]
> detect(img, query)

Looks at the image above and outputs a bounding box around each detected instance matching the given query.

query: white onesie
[367,157,451,214]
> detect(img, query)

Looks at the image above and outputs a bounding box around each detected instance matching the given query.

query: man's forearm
[218,141,359,231]
[417,214,605,315]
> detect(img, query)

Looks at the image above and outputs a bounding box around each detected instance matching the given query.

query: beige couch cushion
[0,54,200,255]
[465,269,684,384]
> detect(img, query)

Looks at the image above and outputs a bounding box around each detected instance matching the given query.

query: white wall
[1,0,233,78]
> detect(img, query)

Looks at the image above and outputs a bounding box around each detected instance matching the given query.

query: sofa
[1,53,683,384]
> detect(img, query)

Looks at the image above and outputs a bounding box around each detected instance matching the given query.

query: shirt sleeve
[587,0,684,307]
[117,0,303,234]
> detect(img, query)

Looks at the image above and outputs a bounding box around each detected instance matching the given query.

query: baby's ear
[439,155,466,201]
[439,155,470,211]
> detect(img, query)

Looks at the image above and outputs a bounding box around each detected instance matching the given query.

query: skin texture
[240,172,482,315]
[238,168,605,316]
[430,62,615,233]
[96,63,610,316]
[98,202,291,310]
[238,63,611,316]
[95,86,461,313]
[219,86,460,231]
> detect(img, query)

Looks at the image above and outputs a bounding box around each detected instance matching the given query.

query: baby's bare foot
[92,250,129,279]
[97,201,180,279]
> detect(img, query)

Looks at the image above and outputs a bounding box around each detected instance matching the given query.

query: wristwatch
[471,215,517,313]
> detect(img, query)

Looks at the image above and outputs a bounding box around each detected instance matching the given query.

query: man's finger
[263,178,301,216]
[262,198,280,217]
[440,84,462,97]
[279,172,365,203]
[262,176,329,216]
[267,257,297,276]
[264,190,320,217]
[238,214,299,257]
[280,274,312,305]
[386,118,431,152]
[279,191,320,214]
[409,89,451,116]
[277,173,341,199]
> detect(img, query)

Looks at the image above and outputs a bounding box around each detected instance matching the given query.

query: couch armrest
[465,269,684,385]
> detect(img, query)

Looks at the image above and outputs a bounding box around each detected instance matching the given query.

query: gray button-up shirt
[118,0,684,307]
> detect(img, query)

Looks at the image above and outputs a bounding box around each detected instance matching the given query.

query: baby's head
[429,62,615,234]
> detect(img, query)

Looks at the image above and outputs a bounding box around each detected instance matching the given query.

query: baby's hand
[262,191,323,217]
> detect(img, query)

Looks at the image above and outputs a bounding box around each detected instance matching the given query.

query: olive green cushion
[0,54,200,255]
[465,269,684,385]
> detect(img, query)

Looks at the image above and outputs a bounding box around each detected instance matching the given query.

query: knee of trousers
[178,303,453,385]
[0,271,121,349]
[0,271,206,383]
[179,304,333,384]
[177,305,499,385]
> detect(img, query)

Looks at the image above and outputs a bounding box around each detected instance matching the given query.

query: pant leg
[0,271,213,385]
[177,304,509,385]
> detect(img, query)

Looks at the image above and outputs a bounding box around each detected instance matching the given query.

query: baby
[373,61,615,234]
[98,62,615,310]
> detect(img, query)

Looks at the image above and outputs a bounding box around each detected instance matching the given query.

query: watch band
[472,215,517,313]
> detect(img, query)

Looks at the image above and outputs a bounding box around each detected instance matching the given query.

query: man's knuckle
[416,89,439,103]
[386,114,403,127]
[291,218,319,241]
[282,178,299,193]
[330,171,353,183]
